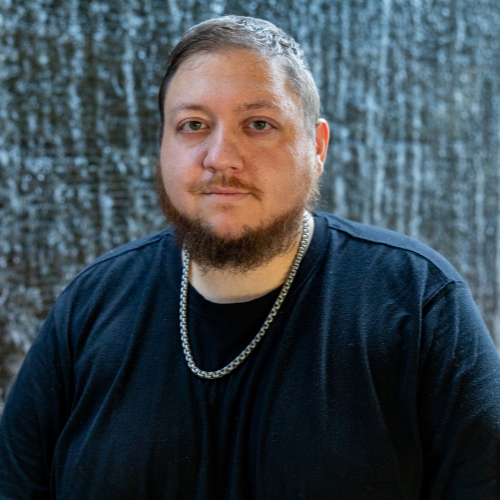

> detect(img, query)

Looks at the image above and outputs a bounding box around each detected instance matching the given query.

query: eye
[180,121,207,131]
[249,120,272,131]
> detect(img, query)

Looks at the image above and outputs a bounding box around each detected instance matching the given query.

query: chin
[206,216,252,240]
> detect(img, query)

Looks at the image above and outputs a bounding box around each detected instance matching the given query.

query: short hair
[158,15,320,142]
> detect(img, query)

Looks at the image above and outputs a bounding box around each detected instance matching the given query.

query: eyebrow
[166,99,281,118]
[166,103,208,118]
[236,99,281,112]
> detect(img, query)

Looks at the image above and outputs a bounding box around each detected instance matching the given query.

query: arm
[418,281,500,499]
[0,310,72,499]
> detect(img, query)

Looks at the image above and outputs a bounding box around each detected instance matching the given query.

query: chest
[55,309,422,499]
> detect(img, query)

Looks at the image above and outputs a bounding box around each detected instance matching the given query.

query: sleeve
[418,281,500,499]
[0,308,72,500]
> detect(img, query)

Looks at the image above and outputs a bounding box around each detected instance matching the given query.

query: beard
[155,161,319,273]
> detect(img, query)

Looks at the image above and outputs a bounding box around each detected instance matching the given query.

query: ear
[314,119,329,176]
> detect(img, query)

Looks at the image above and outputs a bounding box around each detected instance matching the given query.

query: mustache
[187,175,264,201]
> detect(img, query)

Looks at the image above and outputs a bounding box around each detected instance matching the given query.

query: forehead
[164,49,301,115]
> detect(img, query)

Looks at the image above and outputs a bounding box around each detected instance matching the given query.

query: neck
[189,212,314,304]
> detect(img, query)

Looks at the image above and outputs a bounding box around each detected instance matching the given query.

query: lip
[204,187,250,195]
[201,186,252,203]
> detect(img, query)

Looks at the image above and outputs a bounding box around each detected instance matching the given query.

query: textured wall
[1,0,500,410]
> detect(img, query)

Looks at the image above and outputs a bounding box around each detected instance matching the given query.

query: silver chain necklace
[179,211,310,379]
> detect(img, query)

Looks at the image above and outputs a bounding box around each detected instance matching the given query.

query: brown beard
[155,161,319,273]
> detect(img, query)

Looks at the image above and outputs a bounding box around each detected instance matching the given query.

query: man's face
[159,49,325,243]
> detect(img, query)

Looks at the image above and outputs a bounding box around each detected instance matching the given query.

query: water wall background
[1,0,500,410]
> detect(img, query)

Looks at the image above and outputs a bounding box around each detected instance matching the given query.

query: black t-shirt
[187,278,281,374]
[1,212,500,499]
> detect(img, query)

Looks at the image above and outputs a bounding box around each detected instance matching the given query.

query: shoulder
[84,228,175,269]
[57,228,178,304]
[44,227,180,346]
[314,211,465,304]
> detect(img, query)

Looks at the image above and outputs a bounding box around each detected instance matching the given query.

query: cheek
[160,160,188,206]
[161,134,206,169]
[280,162,317,206]
[160,144,203,189]
[281,144,315,180]
[284,133,316,166]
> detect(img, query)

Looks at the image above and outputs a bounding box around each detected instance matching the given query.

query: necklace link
[180,211,310,379]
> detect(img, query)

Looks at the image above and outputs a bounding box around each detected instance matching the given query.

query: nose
[203,125,244,173]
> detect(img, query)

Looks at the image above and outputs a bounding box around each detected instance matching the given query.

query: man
[1,15,500,499]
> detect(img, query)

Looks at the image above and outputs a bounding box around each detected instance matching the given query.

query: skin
[160,49,329,303]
